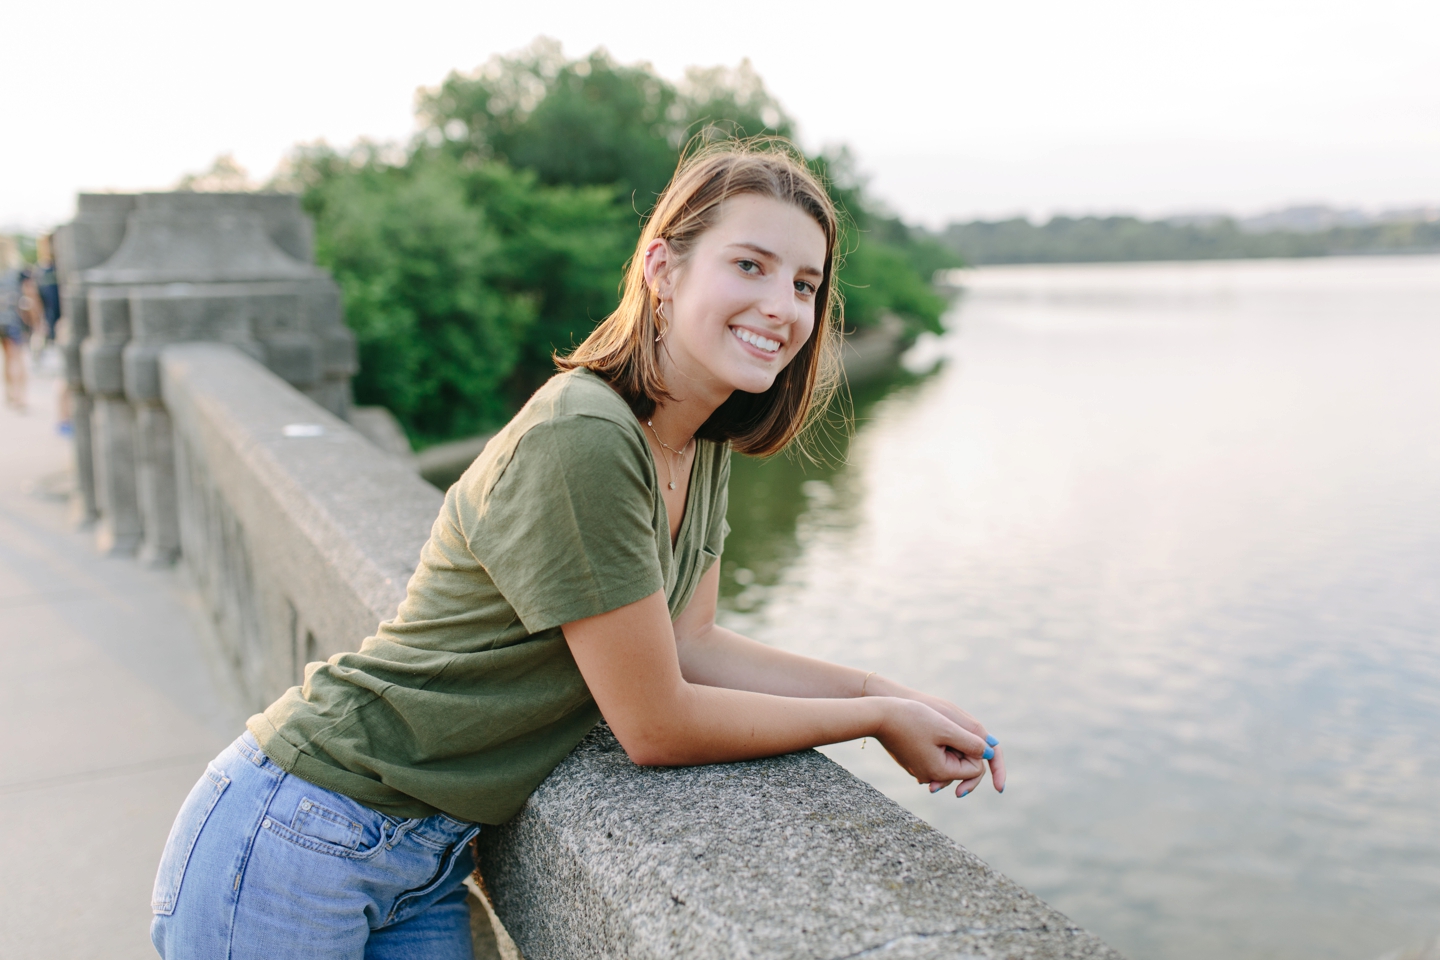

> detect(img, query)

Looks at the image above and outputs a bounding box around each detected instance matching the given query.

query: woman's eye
[794,280,816,296]
[737,259,760,274]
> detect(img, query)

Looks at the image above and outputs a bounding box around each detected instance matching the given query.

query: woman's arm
[672,563,885,697]
[669,563,1007,794]
[562,587,991,789]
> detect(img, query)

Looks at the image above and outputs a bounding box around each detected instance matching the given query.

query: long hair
[556,139,841,458]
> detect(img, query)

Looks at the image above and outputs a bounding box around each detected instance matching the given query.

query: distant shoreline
[931,212,1440,267]
[938,247,1440,274]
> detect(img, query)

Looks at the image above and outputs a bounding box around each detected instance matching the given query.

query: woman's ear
[642,238,675,298]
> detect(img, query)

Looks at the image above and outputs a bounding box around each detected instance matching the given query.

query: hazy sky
[4,0,1437,230]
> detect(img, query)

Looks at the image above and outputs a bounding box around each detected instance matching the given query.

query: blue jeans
[151,732,481,959]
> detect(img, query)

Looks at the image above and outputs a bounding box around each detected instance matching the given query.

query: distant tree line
[273,40,959,447]
[935,215,1440,266]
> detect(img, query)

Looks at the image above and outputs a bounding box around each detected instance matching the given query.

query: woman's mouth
[730,325,781,354]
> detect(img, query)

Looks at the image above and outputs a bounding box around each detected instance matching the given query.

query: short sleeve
[460,415,664,634]
[704,445,732,568]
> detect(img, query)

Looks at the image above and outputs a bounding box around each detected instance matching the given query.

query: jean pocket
[290,797,362,850]
[264,797,388,859]
[152,763,230,915]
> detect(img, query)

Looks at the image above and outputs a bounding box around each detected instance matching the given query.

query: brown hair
[556,139,841,457]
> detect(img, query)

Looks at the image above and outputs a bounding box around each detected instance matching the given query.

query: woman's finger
[929,779,953,793]
[989,744,1007,792]
[955,774,983,798]
[940,747,987,787]
[940,723,992,762]
[944,747,985,781]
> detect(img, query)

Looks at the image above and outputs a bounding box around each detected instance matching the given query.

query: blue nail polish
[959,789,970,798]
[930,783,942,793]
[982,746,994,760]
[985,735,998,747]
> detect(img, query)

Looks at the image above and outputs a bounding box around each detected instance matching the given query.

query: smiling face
[647,194,828,403]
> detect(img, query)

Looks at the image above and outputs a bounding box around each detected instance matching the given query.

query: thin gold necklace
[645,419,693,490]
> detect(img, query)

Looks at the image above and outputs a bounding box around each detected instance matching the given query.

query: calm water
[716,256,1440,960]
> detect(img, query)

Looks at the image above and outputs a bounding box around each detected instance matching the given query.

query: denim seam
[151,765,231,914]
[434,813,474,831]
[404,815,479,850]
[224,764,286,960]
[403,827,453,852]
[235,735,276,773]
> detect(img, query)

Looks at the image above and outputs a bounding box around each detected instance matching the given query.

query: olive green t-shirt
[249,368,730,824]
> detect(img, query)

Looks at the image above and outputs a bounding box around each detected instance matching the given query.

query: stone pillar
[63,191,357,565]
[125,341,181,565]
[52,195,138,527]
[61,272,101,527]
[82,288,143,555]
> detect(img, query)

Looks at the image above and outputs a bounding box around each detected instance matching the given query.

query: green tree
[286,146,537,443]
[419,39,795,209]
[450,160,636,403]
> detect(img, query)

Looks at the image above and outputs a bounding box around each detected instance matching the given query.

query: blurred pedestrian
[1,236,30,411]
[36,233,61,347]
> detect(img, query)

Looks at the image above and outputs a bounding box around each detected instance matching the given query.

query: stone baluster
[81,287,143,555]
[52,194,138,528]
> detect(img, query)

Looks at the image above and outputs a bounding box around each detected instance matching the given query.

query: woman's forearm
[675,623,878,698]
[625,683,892,766]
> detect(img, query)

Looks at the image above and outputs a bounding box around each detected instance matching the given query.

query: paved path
[0,357,247,959]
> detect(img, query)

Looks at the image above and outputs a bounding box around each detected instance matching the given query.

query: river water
[716,255,1440,960]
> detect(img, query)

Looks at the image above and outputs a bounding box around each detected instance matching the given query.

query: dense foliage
[281,40,959,445]
[937,215,1440,265]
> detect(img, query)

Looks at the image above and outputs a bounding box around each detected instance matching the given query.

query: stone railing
[158,342,1121,960]
[160,343,437,707]
[481,726,1121,960]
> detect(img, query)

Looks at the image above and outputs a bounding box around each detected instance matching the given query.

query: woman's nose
[762,280,800,324]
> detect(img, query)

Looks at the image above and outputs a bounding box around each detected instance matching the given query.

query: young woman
[152,142,1006,960]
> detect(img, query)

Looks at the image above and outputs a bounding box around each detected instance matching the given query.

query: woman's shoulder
[454,369,649,501]
[519,367,639,434]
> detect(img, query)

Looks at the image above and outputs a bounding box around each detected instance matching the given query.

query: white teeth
[731,326,781,353]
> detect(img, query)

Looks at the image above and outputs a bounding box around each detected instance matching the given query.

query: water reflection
[719,363,942,618]
[718,257,1440,960]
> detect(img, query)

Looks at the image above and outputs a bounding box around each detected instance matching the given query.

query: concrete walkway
[0,357,247,959]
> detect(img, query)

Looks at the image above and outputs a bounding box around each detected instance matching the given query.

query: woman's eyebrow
[731,241,823,278]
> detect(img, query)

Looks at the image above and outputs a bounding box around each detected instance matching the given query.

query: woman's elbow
[613,727,687,767]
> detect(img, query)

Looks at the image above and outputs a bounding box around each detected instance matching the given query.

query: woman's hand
[868,678,1007,797]
[873,698,991,789]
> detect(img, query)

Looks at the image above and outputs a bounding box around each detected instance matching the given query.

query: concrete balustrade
[481,724,1123,960]
[160,343,438,709]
